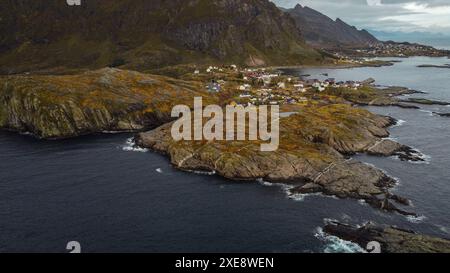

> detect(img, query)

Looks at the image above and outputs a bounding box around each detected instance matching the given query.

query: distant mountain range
[369,30,450,50]
[285,4,379,48]
[0,0,322,74]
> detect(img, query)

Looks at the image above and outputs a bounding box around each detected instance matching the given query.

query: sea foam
[419,109,434,116]
[392,119,406,128]
[121,137,149,153]
[315,227,366,253]
[406,215,427,223]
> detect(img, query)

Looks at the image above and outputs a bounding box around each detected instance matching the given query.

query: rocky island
[323,221,450,253]
[433,112,450,117]
[400,98,450,106]
[418,64,450,69]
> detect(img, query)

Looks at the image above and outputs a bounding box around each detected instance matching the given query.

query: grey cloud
[272,0,450,33]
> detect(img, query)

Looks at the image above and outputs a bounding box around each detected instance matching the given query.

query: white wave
[406,215,427,223]
[419,109,434,116]
[383,136,399,141]
[257,179,340,202]
[257,179,294,190]
[406,148,432,165]
[315,227,366,253]
[186,169,216,176]
[392,119,406,127]
[122,146,149,153]
[121,138,149,152]
[288,193,307,202]
[256,178,275,187]
[410,154,431,165]
[288,191,338,202]
[388,146,431,165]
[156,168,163,173]
[257,179,312,201]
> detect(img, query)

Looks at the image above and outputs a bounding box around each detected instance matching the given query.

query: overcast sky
[272,0,450,34]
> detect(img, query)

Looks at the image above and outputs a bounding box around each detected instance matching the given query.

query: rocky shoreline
[433,112,450,117]
[2,65,449,252]
[400,98,450,106]
[418,64,450,69]
[324,85,430,109]
[0,67,433,218]
[272,59,396,70]
[323,221,450,253]
[135,104,420,216]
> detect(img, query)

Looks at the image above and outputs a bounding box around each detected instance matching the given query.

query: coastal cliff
[0,68,210,138]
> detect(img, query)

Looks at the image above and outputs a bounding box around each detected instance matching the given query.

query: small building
[238,84,251,91]
[239,93,252,98]
[207,80,221,93]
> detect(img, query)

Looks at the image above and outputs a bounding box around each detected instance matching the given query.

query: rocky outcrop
[367,139,424,162]
[323,221,450,253]
[417,64,450,69]
[0,68,209,138]
[136,104,417,215]
[324,85,426,109]
[433,112,450,117]
[400,98,450,106]
[0,0,322,74]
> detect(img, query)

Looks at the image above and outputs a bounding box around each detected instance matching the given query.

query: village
[192,65,372,108]
[331,41,450,58]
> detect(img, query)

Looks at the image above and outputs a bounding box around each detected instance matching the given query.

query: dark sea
[1,57,449,253]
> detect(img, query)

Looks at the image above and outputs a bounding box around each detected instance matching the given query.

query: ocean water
[1,57,449,253]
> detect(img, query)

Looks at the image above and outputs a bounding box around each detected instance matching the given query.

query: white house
[238,84,251,91]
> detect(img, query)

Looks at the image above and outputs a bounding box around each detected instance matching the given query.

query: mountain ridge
[0,0,323,74]
[286,4,379,47]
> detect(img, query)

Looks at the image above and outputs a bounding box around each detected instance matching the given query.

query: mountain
[0,0,322,74]
[286,4,379,47]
